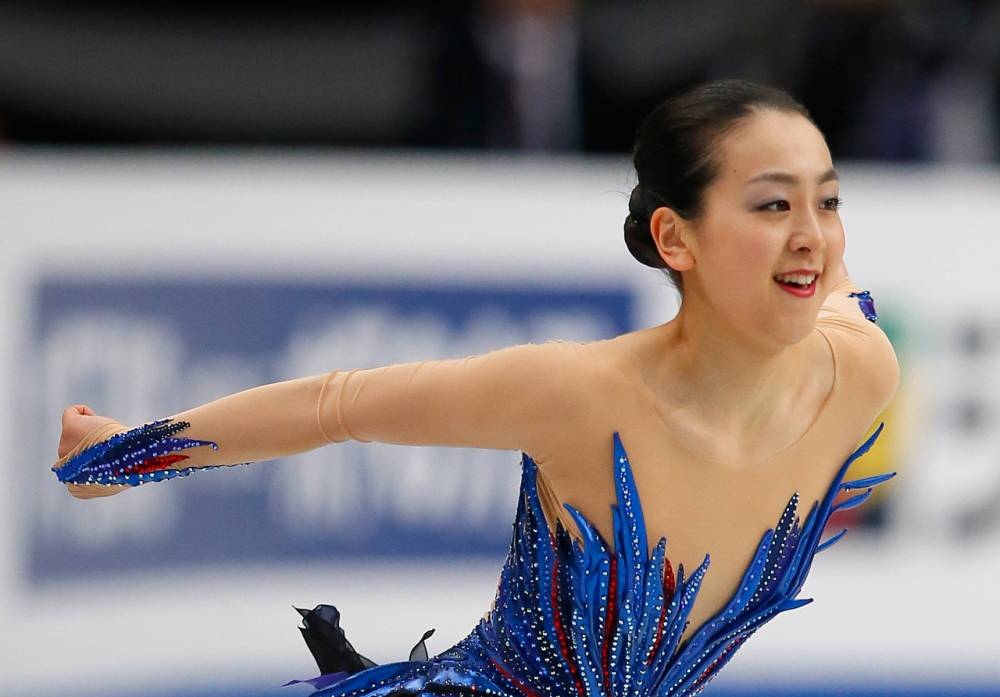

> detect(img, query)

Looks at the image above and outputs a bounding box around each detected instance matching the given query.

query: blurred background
[1,1,999,696]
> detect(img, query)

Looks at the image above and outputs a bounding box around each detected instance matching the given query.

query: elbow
[315,370,349,443]
[315,369,368,444]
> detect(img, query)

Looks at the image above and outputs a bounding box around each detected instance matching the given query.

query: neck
[652,298,800,436]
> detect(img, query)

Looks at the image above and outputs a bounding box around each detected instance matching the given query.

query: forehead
[714,109,833,183]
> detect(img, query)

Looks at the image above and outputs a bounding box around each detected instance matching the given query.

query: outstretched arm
[53,375,333,498]
[54,340,587,498]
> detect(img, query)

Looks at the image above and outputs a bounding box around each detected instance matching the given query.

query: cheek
[704,225,777,305]
[722,224,777,280]
[694,210,781,299]
[827,227,846,261]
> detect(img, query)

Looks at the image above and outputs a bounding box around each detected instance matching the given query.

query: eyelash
[759,197,843,212]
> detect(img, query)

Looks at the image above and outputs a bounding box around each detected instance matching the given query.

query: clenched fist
[55,404,130,499]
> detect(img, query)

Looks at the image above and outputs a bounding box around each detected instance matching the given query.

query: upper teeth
[774,273,816,285]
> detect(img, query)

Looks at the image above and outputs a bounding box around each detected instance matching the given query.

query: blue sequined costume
[287,425,892,697]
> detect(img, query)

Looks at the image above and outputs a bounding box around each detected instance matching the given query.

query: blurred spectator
[0,0,996,161]
[794,0,1000,162]
[428,0,581,150]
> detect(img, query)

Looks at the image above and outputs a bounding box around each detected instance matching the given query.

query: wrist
[52,419,232,487]
[54,421,131,470]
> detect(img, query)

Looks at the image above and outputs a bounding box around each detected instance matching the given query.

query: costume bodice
[306,425,892,697]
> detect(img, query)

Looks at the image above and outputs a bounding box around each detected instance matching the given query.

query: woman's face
[682,109,845,347]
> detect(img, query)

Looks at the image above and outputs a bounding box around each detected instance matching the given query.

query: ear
[650,206,695,273]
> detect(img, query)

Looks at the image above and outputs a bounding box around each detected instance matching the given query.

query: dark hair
[624,79,817,293]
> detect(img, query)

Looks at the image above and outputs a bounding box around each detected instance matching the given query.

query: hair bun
[623,184,667,268]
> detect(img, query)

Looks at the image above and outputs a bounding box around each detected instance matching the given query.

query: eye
[822,196,843,211]
[759,200,790,212]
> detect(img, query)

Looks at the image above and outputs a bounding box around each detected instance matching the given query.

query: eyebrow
[745,168,839,186]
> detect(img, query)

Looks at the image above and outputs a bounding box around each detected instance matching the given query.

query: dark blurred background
[2,0,998,160]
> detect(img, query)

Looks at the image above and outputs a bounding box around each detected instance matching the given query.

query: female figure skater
[53,80,899,696]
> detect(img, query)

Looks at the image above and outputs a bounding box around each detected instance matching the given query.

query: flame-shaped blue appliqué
[297,424,893,697]
[52,418,249,487]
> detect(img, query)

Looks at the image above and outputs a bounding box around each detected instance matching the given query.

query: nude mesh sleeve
[315,340,583,459]
[52,374,333,473]
[58,340,584,473]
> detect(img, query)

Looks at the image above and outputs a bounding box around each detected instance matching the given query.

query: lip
[774,268,821,276]
[774,275,818,298]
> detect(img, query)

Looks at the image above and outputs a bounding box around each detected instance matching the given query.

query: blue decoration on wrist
[52,418,249,487]
[847,290,878,323]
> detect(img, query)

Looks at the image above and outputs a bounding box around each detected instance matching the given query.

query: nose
[789,206,825,254]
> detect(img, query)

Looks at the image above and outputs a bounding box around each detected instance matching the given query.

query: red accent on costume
[646,557,676,665]
[602,555,618,692]
[490,658,540,697]
[126,453,191,475]
[549,533,585,697]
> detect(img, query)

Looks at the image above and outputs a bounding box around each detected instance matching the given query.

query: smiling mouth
[773,273,818,297]
[774,278,815,289]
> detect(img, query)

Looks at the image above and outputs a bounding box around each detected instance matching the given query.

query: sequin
[292,424,893,696]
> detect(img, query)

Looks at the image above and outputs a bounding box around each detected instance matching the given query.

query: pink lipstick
[774,276,817,297]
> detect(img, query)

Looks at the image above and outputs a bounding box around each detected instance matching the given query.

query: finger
[62,405,90,422]
[66,482,130,499]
